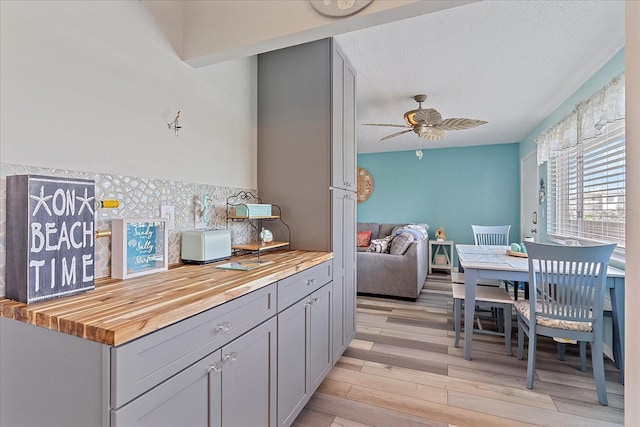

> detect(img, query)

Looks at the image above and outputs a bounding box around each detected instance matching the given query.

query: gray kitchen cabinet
[111,349,218,427]
[277,282,333,427]
[332,43,357,191]
[111,283,277,409]
[1,256,335,427]
[258,37,357,365]
[332,188,357,363]
[0,282,278,427]
[218,317,277,427]
[112,318,277,427]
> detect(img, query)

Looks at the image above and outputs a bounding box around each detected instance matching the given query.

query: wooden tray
[506,249,528,258]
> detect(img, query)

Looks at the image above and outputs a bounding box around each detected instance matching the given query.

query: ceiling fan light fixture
[403,110,421,126]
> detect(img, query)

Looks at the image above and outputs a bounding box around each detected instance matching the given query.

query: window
[547,119,626,262]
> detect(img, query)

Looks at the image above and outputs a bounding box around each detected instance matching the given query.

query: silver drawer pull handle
[306,278,315,286]
[215,321,232,332]
[313,297,319,303]
[223,352,237,363]
[305,298,313,307]
[208,362,223,373]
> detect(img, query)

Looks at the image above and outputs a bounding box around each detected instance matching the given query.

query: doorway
[521,151,538,242]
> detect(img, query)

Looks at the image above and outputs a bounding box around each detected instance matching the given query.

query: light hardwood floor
[294,274,624,427]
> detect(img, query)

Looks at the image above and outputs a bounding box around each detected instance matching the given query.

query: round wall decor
[357,167,374,203]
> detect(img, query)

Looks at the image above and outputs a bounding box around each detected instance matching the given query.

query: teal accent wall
[357,143,520,265]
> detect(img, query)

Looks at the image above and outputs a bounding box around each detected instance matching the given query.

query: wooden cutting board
[506,249,528,258]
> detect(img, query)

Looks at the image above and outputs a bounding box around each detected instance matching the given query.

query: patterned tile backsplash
[0,162,256,298]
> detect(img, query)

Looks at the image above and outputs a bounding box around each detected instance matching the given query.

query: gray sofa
[356,222,429,300]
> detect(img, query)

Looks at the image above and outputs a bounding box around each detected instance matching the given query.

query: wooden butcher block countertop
[0,250,332,347]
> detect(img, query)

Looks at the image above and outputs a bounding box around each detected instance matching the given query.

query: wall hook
[167,110,181,136]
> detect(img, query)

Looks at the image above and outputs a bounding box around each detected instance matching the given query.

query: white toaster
[181,230,232,264]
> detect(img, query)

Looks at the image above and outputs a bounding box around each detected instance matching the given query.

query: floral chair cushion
[514,300,593,332]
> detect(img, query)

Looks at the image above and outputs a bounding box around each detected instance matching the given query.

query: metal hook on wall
[167,110,181,136]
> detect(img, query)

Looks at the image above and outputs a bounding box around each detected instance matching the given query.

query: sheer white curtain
[536,73,625,164]
[579,74,625,141]
[538,73,626,261]
[536,110,578,165]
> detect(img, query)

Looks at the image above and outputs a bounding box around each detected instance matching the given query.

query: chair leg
[454,298,461,348]
[557,342,566,361]
[504,304,512,356]
[590,340,608,405]
[526,332,537,389]
[580,341,587,372]
[496,307,504,333]
[517,318,525,360]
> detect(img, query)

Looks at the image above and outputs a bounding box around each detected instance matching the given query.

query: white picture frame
[111,218,168,279]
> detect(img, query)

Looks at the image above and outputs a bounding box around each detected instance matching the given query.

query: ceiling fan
[364,94,488,141]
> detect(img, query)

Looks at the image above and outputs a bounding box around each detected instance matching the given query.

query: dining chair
[458,224,512,288]
[452,224,514,337]
[452,283,514,355]
[471,224,526,300]
[471,224,511,246]
[515,241,616,405]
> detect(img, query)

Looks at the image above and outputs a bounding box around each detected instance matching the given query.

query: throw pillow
[366,235,393,253]
[356,230,371,247]
[389,232,415,255]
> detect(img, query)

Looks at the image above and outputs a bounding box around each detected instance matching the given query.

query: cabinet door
[277,297,309,427]
[343,193,357,345]
[309,283,333,389]
[277,283,332,426]
[111,350,220,427]
[332,189,357,362]
[219,318,277,427]
[332,42,357,191]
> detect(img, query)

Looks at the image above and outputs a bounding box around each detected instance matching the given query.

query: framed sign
[112,218,168,279]
[6,174,96,303]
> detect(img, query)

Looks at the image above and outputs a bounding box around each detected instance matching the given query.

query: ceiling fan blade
[417,127,445,140]
[413,108,442,125]
[435,118,488,131]
[363,123,410,128]
[381,129,413,141]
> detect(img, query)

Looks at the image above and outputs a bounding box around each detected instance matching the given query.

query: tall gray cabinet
[257,37,357,366]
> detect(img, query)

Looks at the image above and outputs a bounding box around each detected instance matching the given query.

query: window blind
[547,119,626,260]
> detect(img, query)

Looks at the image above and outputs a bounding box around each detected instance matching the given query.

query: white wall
[624,1,639,422]
[181,0,476,67]
[0,0,257,189]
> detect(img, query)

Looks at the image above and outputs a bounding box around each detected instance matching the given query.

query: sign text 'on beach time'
[29,182,95,292]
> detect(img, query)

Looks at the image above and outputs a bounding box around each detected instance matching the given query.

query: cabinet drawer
[278,260,332,311]
[111,350,219,427]
[111,283,276,409]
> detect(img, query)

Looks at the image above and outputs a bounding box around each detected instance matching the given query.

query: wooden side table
[428,240,454,274]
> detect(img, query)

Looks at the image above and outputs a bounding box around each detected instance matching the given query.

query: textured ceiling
[334,1,625,154]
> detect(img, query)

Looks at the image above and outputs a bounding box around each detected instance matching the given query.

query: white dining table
[456,244,625,383]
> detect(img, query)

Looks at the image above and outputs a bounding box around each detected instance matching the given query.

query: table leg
[464,268,478,360]
[609,278,624,384]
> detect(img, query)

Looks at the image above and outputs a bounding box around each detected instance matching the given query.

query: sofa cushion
[389,232,415,255]
[356,230,372,247]
[379,223,400,238]
[366,235,394,253]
